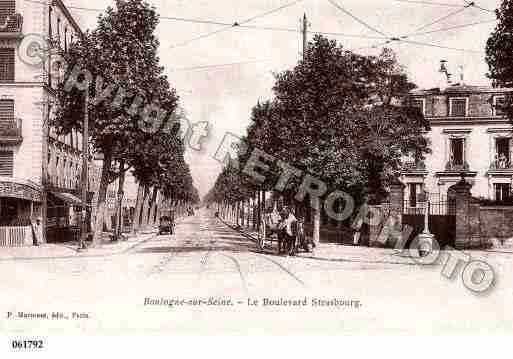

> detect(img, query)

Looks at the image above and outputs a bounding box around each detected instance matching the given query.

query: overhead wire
[392,0,465,7]
[326,0,389,37]
[25,0,495,68]
[169,0,305,49]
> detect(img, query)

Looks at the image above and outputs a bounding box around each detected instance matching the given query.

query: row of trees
[204,35,430,240]
[53,0,199,245]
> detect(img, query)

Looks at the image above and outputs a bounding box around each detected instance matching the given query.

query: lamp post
[417,190,434,257]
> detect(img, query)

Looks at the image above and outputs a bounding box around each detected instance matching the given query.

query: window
[495,138,511,169]
[0,48,14,82]
[495,183,511,201]
[0,151,13,176]
[450,98,467,117]
[450,138,465,166]
[64,27,68,52]
[411,99,425,115]
[408,183,423,208]
[0,1,15,24]
[55,156,60,185]
[0,99,14,126]
[57,18,61,45]
[63,159,67,187]
[494,96,506,116]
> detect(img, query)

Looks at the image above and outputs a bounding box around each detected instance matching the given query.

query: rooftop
[411,83,513,96]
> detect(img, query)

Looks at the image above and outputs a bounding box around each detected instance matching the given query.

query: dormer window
[493,95,506,116]
[450,97,468,117]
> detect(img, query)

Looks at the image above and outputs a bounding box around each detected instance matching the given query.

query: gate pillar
[383,179,405,247]
[449,176,472,250]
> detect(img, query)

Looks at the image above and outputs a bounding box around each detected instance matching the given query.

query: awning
[49,192,84,206]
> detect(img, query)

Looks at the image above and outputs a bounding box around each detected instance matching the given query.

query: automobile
[158,215,174,235]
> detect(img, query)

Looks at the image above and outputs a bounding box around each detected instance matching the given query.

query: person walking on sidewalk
[31,217,42,247]
[352,195,369,246]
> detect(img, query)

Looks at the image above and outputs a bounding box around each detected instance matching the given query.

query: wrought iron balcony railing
[490,158,513,170]
[402,160,426,171]
[0,13,23,35]
[0,118,22,145]
[445,160,470,171]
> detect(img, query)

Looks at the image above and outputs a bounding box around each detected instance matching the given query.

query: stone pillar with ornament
[449,176,473,250]
[385,179,405,247]
[417,190,435,256]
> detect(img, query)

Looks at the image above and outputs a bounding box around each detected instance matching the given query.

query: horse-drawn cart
[258,209,315,255]
[257,210,281,251]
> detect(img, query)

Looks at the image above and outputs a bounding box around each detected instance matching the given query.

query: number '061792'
[11,340,44,350]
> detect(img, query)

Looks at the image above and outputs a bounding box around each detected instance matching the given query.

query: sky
[66,0,502,198]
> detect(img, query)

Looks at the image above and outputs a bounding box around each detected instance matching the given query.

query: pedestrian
[31,217,42,247]
[352,195,369,246]
[278,206,298,256]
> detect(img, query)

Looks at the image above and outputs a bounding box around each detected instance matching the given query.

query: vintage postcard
[0,0,511,354]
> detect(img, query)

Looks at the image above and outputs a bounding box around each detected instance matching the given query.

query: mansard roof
[410,83,513,96]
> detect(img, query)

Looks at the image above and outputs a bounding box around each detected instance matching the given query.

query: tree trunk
[114,160,126,240]
[240,201,243,226]
[154,192,163,226]
[257,191,261,231]
[92,150,113,246]
[313,197,321,246]
[148,187,159,228]
[140,185,150,230]
[132,184,144,234]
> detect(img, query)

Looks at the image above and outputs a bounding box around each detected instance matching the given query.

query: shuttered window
[0,48,14,82]
[450,98,467,117]
[0,99,14,126]
[0,1,15,23]
[0,151,13,176]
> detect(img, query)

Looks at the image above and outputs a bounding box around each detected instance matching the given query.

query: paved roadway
[0,209,512,334]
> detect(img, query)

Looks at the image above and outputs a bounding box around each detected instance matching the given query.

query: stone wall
[479,207,513,240]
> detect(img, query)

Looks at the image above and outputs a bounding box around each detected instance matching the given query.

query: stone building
[403,61,513,205]
[0,0,86,245]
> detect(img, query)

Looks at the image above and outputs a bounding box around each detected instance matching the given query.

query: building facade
[0,0,85,244]
[403,65,513,205]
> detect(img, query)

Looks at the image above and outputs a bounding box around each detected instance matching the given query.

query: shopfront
[0,179,42,246]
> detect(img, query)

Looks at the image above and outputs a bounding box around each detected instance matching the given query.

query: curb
[0,216,193,262]
[216,216,424,266]
[0,230,160,262]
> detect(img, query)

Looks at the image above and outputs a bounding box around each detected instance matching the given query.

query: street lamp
[417,190,434,257]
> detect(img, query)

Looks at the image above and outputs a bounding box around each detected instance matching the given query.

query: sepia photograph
[0,0,511,354]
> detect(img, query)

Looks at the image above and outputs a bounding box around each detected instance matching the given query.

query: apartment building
[0,0,86,244]
[403,61,513,205]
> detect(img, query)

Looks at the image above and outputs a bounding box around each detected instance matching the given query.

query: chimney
[439,60,451,91]
[458,65,465,85]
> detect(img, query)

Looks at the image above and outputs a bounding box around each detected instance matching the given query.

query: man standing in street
[278,206,298,256]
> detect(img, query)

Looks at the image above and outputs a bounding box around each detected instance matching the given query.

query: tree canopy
[206,35,429,207]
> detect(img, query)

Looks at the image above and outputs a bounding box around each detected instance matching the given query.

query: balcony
[0,118,22,145]
[490,157,512,170]
[445,160,470,172]
[402,160,428,175]
[436,159,477,178]
[403,160,426,170]
[0,13,23,38]
[489,157,513,175]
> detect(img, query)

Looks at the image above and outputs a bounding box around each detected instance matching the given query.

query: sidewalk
[0,230,157,261]
[220,218,513,266]
[222,219,418,265]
